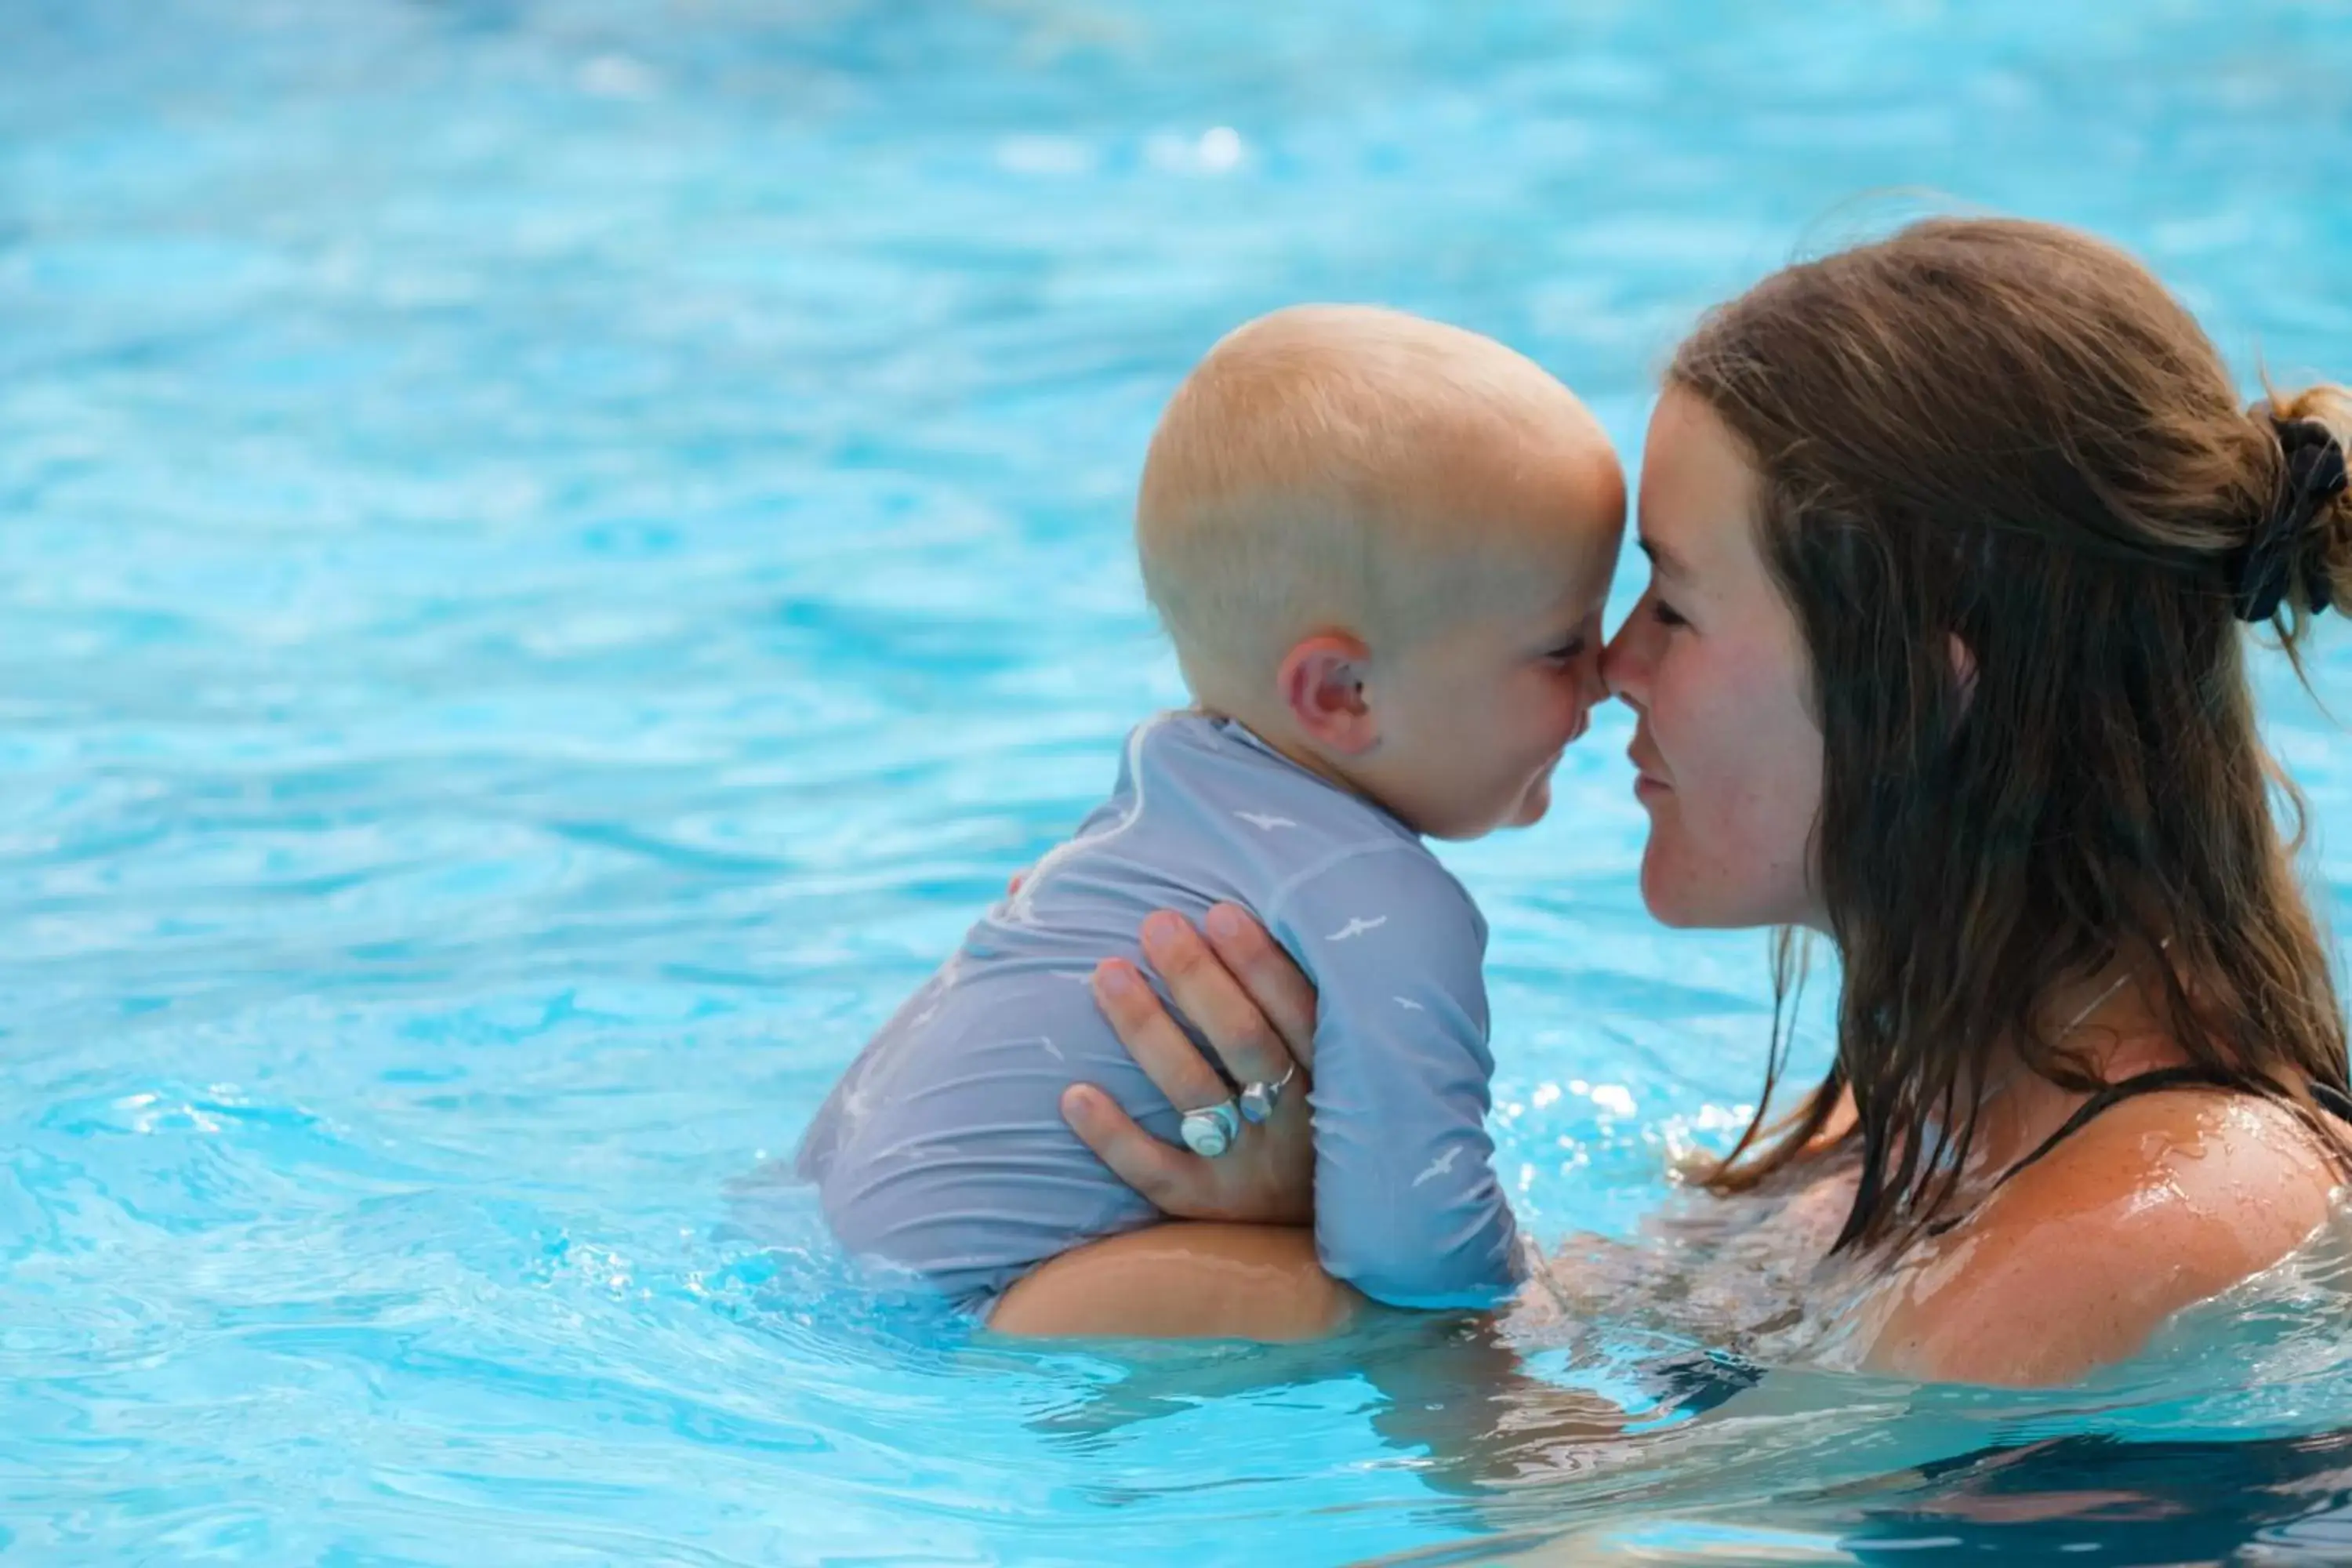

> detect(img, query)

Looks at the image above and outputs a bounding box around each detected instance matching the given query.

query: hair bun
[2233,414,2347,622]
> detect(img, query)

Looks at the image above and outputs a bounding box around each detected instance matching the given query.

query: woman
[989,217,2352,1388]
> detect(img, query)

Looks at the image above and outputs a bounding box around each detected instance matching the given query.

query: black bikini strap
[1990,1065,2245,1193]
[1918,1067,2352,1239]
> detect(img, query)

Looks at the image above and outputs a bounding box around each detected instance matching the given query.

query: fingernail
[1206,904,1247,942]
[1095,961,1140,998]
[1141,910,1183,953]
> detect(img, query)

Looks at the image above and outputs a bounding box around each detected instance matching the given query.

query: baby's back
[796,712,1428,1307]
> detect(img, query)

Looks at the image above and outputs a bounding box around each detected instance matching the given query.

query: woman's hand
[1062,902,1321,1225]
[989,905,1338,1340]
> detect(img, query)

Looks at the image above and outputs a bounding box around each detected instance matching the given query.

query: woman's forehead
[1638,389,1762,580]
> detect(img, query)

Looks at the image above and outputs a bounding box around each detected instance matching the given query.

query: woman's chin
[1639,886,1704,928]
[1638,851,1729,930]
[1641,856,1813,932]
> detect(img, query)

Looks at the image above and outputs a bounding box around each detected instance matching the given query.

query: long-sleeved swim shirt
[794,712,1522,1310]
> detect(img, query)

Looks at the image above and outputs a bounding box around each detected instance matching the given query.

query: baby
[797,305,1624,1314]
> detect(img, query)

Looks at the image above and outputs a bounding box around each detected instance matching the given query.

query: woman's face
[1604,387,1828,931]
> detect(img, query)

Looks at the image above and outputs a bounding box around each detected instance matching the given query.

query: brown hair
[1669,217,2352,1249]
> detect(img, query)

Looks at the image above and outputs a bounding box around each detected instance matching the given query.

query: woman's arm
[990,904,1641,1340]
[989,1222,1361,1338]
[990,905,1352,1340]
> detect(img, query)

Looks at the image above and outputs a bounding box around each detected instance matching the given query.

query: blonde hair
[1136,305,1610,695]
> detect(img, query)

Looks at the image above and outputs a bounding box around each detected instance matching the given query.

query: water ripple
[3,0,2350,1563]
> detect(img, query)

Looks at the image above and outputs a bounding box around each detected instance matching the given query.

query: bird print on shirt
[1235,810,1298,832]
[1327,914,1388,942]
[1412,1147,1462,1188]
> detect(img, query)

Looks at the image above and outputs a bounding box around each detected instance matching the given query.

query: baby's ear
[1277,633,1380,754]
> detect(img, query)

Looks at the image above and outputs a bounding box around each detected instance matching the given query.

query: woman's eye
[1651,600,1688,629]
[1544,638,1587,663]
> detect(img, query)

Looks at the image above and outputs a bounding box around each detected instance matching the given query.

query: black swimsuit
[1626,1071,2349,1422]
[1925,1067,2352,1236]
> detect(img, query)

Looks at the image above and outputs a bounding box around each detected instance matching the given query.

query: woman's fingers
[1203,902,1319,1071]
[1060,1083,1202,1212]
[1073,910,1320,1228]
[1138,911,1299,1088]
[1061,1079,1312,1226]
[1090,958,1234,1112]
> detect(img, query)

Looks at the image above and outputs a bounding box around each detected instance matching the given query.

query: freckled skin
[1606,390,1827,932]
[1604,390,2348,1388]
[1867,1093,2339,1386]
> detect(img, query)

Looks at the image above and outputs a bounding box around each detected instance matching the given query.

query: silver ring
[1179,1098,1242,1158]
[1238,1063,1298,1124]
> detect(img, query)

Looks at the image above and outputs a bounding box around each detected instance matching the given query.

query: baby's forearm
[988,1223,1362,1341]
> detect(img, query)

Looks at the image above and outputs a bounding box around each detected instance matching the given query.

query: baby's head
[1138,305,1624,840]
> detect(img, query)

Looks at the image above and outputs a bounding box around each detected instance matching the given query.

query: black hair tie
[2233,416,2346,622]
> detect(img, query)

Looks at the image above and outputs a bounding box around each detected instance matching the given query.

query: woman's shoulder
[1863,1085,2339,1386]
[1987,1084,2340,1244]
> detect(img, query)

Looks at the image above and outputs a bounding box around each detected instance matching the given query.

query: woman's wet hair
[1670,216,2352,1248]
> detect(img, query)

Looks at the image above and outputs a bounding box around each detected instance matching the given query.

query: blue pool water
[5,1,2352,1561]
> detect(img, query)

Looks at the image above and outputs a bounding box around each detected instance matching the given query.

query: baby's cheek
[1545,668,1597,742]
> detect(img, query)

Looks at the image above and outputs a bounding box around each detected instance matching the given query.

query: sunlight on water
[3,0,2350,1562]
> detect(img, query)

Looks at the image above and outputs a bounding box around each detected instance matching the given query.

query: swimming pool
[5,0,2351,1560]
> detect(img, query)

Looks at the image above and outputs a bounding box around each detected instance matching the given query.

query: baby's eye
[1650,600,1688,630]
[1543,637,1587,663]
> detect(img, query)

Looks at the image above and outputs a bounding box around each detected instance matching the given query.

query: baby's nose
[1599,626,1643,703]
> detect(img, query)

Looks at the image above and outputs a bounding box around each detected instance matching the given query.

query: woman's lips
[1628,742,1670,797]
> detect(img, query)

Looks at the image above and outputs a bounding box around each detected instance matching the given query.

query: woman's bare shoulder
[1863,1088,2339,1387]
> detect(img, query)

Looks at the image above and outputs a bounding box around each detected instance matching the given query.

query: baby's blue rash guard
[795,712,1523,1310]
